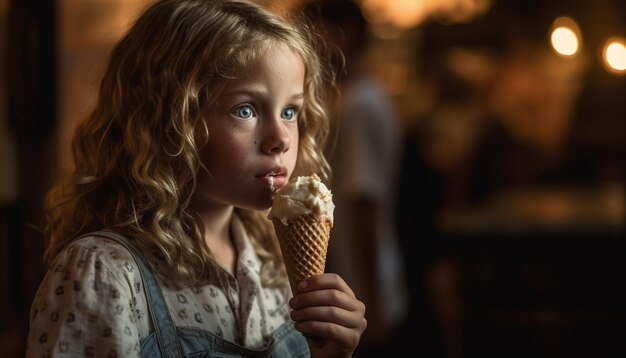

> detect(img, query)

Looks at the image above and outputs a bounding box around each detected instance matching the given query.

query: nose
[260,117,291,154]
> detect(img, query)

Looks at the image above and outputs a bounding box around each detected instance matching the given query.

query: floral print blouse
[26,216,292,357]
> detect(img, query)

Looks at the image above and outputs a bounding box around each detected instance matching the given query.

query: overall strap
[75,230,184,358]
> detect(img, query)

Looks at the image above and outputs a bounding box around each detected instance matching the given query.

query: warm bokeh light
[602,38,626,74]
[550,16,581,57]
[551,27,579,56]
[362,0,491,29]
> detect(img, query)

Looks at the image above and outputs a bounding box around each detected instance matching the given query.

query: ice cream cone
[268,174,335,293]
[272,214,332,293]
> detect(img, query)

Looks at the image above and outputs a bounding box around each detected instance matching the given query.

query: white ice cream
[268,173,334,226]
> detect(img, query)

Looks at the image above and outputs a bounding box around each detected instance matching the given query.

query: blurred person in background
[411,1,589,209]
[398,2,592,356]
[300,0,410,356]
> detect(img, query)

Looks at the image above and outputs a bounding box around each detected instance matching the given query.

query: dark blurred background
[1,0,624,357]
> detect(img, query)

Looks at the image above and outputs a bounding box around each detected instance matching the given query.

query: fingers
[289,290,367,336]
[294,320,362,351]
[288,272,368,355]
[290,286,360,313]
[294,273,355,298]
[290,304,360,329]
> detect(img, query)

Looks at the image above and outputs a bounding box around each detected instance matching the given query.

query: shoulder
[27,234,150,357]
[65,234,134,260]
[60,234,140,277]
[44,234,145,299]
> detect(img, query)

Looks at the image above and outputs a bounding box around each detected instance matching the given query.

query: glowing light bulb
[603,38,626,74]
[551,27,579,56]
[549,16,581,57]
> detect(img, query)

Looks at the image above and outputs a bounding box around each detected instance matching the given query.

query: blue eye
[232,105,255,120]
[281,107,296,120]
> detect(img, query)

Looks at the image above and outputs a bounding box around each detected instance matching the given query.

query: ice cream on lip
[259,166,288,193]
[268,173,335,226]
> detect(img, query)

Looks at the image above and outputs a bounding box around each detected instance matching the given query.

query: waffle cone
[272,214,332,293]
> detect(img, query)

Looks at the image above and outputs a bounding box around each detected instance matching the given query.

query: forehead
[221,43,305,92]
[254,42,304,73]
[236,39,304,74]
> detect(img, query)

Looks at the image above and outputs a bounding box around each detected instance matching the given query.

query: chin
[236,196,273,212]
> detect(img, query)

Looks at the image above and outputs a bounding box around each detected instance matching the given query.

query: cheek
[206,141,248,174]
[288,131,300,169]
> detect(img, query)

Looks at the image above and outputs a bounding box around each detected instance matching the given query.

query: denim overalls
[83,231,310,358]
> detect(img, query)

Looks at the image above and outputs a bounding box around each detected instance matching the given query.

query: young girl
[26,0,366,357]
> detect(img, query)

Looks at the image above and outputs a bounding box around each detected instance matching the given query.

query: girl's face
[195,43,304,211]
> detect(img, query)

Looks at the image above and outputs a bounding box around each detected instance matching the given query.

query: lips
[257,166,288,192]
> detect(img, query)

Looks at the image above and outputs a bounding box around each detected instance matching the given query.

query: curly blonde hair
[44,0,334,289]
